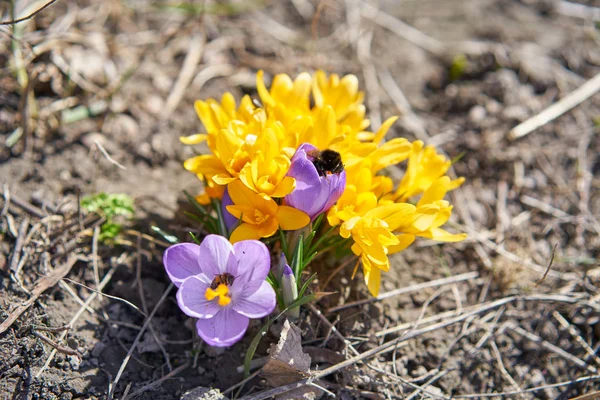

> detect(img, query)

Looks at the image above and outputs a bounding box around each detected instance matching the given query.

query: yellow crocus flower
[225,181,310,243]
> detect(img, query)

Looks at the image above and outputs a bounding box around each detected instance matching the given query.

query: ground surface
[1,0,600,399]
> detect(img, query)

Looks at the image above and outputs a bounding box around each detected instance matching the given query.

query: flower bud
[285,143,346,220]
[281,265,299,318]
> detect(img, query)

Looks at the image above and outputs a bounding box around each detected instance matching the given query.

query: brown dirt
[1,0,600,399]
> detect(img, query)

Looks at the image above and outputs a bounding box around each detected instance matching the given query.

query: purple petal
[163,243,201,288]
[196,308,249,347]
[176,276,221,319]
[199,234,237,278]
[232,240,271,283]
[233,281,276,318]
[221,187,238,230]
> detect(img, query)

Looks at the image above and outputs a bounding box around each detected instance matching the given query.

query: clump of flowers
[165,70,466,347]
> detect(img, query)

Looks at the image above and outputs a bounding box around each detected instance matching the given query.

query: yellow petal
[269,176,296,198]
[180,134,208,145]
[230,223,262,243]
[388,234,415,254]
[363,259,382,297]
[256,70,276,108]
[426,228,467,242]
[365,204,416,231]
[373,116,398,143]
[276,206,310,230]
[183,155,227,176]
[228,180,277,215]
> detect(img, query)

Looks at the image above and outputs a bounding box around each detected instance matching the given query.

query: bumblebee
[308,149,344,176]
[210,272,235,289]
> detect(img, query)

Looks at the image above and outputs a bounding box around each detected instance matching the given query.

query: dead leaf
[261,320,324,400]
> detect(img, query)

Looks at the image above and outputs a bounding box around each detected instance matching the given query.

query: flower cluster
[164,70,466,347]
[181,70,465,297]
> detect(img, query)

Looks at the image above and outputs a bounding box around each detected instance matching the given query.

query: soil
[1,0,600,399]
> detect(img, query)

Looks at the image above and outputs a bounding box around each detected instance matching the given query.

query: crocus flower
[221,187,238,231]
[285,143,346,220]
[163,235,276,347]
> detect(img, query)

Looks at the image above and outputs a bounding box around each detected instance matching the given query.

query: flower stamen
[205,283,232,306]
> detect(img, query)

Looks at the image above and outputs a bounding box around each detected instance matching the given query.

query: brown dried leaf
[261,320,324,400]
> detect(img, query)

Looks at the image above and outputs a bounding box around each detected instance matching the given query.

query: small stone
[469,105,486,122]
[91,342,106,358]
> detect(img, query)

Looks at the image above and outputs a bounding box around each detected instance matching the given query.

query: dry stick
[162,32,204,119]
[378,67,429,141]
[94,141,126,170]
[357,31,381,130]
[0,256,77,334]
[360,2,445,56]
[557,0,600,20]
[509,72,600,140]
[453,374,600,398]
[238,294,583,400]
[9,194,45,218]
[461,224,577,281]
[506,323,597,373]
[122,361,190,400]
[520,195,570,219]
[0,0,58,25]
[9,217,29,273]
[490,340,526,399]
[535,243,557,286]
[134,234,172,372]
[327,271,478,313]
[32,330,80,356]
[552,311,600,367]
[107,283,173,400]
[35,263,119,378]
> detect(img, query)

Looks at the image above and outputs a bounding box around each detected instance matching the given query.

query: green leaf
[151,226,179,244]
[298,272,317,298]
[290,234,304,278]
[211,198,229,238]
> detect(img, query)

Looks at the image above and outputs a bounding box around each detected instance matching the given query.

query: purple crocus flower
[221,187,238,231]
[285,143,346,220]
[163,235,276,347]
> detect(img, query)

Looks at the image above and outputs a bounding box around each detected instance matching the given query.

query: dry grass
[1,0,600,399]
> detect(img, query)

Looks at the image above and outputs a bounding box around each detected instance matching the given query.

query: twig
[0,0,59,25]
[62,278,145,316]
[535,243,558,286]
[0,256,78,334]
[35,262,118,378]
[122,361,190,400]
[163,32,205,119]
[360,3,445,56]
[520,195,570,219]
[33,330,80,356]
[556,1,600,21]
[9,217,29,273]
[509,72,600,139]
[356,31,381,130]
[107,283,173,399]
[506,323,597,373]
[490,340,525,399]
[9,194,45,218]
[94,141,126,170]
[327,271,478,313]
[134,234,171,371]
[452,374,600,398]
[238,294,584,400]
[552,311,600,367]
[377,67,429,141]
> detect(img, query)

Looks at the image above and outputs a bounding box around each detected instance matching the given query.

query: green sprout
[449,54,468,82]
[81,193,135,242]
